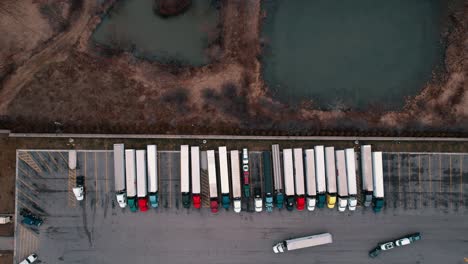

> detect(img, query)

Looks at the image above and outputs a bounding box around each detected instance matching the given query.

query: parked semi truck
[207,150,219,213]
[136,150,148,212]
[304,149,316,211]
[314,146,326,208]
[180,145,191,209]
[345,148,357,211]
[361,145,374,207]
[325,147,337,208]
[242,148,250,198]
[219,146,231,209]
[335,150,348,212]
[283,149,295,211]
[114,144,127,208]
[272,144,284,208]
[191,146,201,209]
[293,148,306,211]
[147,145,158,208]
[263,151,274,212]
[230,150,242,213]
[273,233,333,254]
[372,151,384,213]
[125,149,138,212]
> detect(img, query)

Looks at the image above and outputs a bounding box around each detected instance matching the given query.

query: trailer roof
[136,150,147,197]
[325,147,337,193]
[345,149,357,195]
[207,150,218,198]
[113,144,126,191]
[361,145,374,191]
[191,146,201,194]
[286,233,333,250]
[293,148,305,195]
[372,151,384,197]
[314,146,326,193]
[305,149,316,196]
[219,146,230,194]
[147,145,158,193]
[180,145,190,193]
[125,149,137,197]
[335,150,348,197]
[272,144,283,191]
[283,149,295,196]
[230,150,241,198]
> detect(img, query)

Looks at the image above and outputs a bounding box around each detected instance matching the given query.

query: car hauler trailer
[263,151,274,212]
[361,145,374,207]
[273,233,333,254]
[335,150,348,212]
[325,147,337,208]
[136,150,148,212]
[314,146,326,208]
[304,149,316,211]
[272,144,284,208]
[345,148,357,210]
[293,148,306,211]
[113,144,127,208]
[283,149,295,211]
[180,145,190,208]
[242,148,250,198]
[125,149,138,212]
[372,151,384,213]
[207,150,219,213]
[191,146,201,209]
[147,145,158,208]
[231,150,242,213]
[219,146,230,209]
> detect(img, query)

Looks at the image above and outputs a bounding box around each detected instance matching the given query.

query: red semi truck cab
[138,197,148,212]
[296,196,305,211]
[192,194,201,209]
[210,199,219,213]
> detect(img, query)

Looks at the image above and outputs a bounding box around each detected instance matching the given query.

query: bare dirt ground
[0,0,466,136]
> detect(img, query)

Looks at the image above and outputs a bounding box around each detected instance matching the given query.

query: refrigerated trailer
[207,150,219,213]
[304,149,316,211]
[335,150,348,212]
[263,151,274,212]
[283,149,295,211]
[180,145,190,208]
[272,144,284,208]
[372,151,384,213]
[293,148,305,211]
[345,148,357,211]
[219,146,230,209]
[231,150,242,213]
[136,150,148,212]
[361,145,373,207]
[325,147,337,209]
[273,233,333,254]
[314,146,326,208]
[147,145,158,208]
[113,144,127,208]
[191,146,201,209]
[125,149,137,212]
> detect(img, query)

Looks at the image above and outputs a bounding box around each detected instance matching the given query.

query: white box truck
[361,145,374,207]
[335,150,348,212]
[147,145,158,208]
[325,147,337,209]
[272,144,284,209]
[372,151,384,213]
[191,146,201,209]
[218,146,231,210]
[345,148,357,211]
[314,146,326,208]
[125,149,138,212]
[136,150,148,212]
[230,150,242,213]
[273,233,333,254]
[180,145,190,208]
[207,150,219,213]
[113,144,126,208]
[293,148,306,211]
[283,149,295,211]
[305,149,316,211]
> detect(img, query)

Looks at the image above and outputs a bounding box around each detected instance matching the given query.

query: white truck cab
[0,215,12,224]
[233,199,241,213]
[307,197,316,211]
[116,192,127,207]
[19,253,38,264]
[348,197,357,211]
[73,176,84,201]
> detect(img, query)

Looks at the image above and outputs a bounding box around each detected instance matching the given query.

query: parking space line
[18,152,42,174]
[428,155,432,193]
[36,152,53,172]
[17,189,38,205]
[418,155,422,208]
[398,153,401,208]
[17,178,38,195]
[439,154,442,194]
[95,152,98,207]
[449,155,452,209]
[47,152,60,169]
[18,167,33,179]
[168,154,172,209]
[105,152,109,194]
[387,156,391,198]
[58,151,68,166]
[460,155,463,207]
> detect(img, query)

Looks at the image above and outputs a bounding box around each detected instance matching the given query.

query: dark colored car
[368,247,381,258]
[20,209,43,227]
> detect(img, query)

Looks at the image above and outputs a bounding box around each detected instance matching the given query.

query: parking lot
[14,149,468,263]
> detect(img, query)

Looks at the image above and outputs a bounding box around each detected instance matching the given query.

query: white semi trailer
[136,150,148,212]
[207,150,219,213]
[325,147,337,209]
[125,149,138,212]
[372,151,384,213]
[219,146,231,210]
[191,146,201,209]
[230,150,242,213]
[180,145,190,208]
[345,148,357,210]
[304,149,316,211]
[314,146,326,208]
[283,149,295,211]
[147,145,158,208]
[335,150,348,212]
[113,144,126,208]
[273,233,333,254]
[272,144,284,209]
[361,145,374,207]
[293,148,306,211]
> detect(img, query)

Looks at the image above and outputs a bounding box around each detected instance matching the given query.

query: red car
[210,200,219,213]
[138,198,148,212]
[193,194,201,209]
[296,196,305,211]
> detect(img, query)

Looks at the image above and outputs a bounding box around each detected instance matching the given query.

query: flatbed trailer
[263,151,274,212]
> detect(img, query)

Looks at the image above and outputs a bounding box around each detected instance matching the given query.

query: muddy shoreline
[0,0,466,136]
